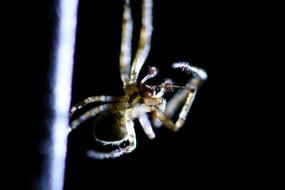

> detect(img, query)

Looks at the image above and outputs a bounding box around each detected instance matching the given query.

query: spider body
[69,0,207,159]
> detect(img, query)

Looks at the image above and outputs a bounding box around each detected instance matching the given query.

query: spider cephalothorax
[69,0,207,159]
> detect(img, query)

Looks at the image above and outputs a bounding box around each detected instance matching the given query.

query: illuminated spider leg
[172,62,208,87]
[70,96,126,116]
[130,0,153,81]
[119,0,133,84]
[165,89,190,119]
[70,104,111,130]
[87,121,137,159]
[138,113,156,139]
[151,80,198,127]
[154,91,196,131]
[70,103,126,131]
[154,63,207,131]
[165,62,208,118]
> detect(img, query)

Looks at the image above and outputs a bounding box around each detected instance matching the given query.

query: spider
[69,0,207,159]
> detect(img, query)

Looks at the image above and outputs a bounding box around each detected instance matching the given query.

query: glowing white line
[48,0,79,190]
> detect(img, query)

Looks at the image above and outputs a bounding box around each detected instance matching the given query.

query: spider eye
[93,111,128,142]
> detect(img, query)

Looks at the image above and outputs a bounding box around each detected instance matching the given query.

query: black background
[1,0,259,189]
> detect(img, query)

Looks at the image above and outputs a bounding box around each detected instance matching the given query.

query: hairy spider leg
[154,63,207,131]
[152,89,189,132]
[70,103,127,130]
[119,0,133,84]
[70,96,126,116]
[130,0,153,81]
[173,90,197,129]
[154,90,196,131]
[138,113,155,139]
[165,89,190,119]
[86,120,136,159]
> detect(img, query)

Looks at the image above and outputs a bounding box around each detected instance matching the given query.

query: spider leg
[165,89,190,119]
[70,96,126,116]
[130,0,153,81]
[86,121,137,159]
[166,62,207,118]
[138,113,156,139]
[119,0,133,84]
[152,79,173,98]
[87,148,125,159]
[152,89,190,128]
[154,63,207,131]
[174,89,197,129]
[70,100,129,131]
[70,104,118,131]
[153,90,195,132]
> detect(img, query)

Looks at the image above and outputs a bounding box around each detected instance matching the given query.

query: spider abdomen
[93,111,128,142]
